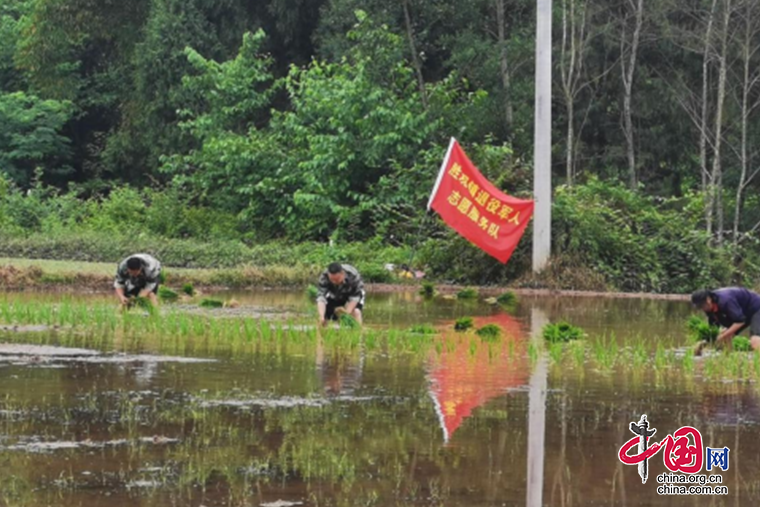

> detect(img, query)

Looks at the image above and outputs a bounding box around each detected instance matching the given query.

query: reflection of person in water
[315,339,364,397]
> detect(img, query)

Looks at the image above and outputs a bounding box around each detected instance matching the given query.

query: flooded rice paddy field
[1,290,760,506]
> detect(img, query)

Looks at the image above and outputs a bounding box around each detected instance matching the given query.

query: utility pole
[533,0,552,273]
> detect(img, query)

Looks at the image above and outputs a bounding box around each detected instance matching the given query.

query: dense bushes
[413,178,759,291]
[0,172,757,291]
[552,178,746,293]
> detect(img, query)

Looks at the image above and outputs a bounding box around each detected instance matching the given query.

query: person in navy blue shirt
[691,287,760,352]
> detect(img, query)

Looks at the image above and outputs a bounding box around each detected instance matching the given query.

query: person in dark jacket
[691,287,760,352]
[316,263,365,327]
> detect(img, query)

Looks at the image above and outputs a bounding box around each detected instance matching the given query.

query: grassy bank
[0,257,321,290]
[0,257,721,300]
[1,257,757,297]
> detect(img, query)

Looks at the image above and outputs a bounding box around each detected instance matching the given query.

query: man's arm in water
[115,287,128,305]
[316,272,330,323]
[114,264,129,305]
[717,322,746,347]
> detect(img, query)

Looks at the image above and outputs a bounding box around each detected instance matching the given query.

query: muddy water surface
[0,291,758,507]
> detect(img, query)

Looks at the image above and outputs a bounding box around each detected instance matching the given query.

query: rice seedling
[629,340,648,369]
[568,340,586,366]
[495,291,518,307]
[199,298,224,309]
[158,287,179,303]
[681,348,694,372]
[339,314,359,329]
[685,315,719,343]
[305,284,319,300]
[468,338,478,356]
[419,282,436,298]
[591,335,618,369]
[548,341,564,363]
[456,288,478,300]
[654,343,667,370]
[454,317,474,332]
[407,324,438,335]
[129,296,156,315]
[543,322,585,343]
[733,336,752,352]
[182,283,196,296]
[475,324,502,342]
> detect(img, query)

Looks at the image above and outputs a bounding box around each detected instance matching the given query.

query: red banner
[428,138,534,264]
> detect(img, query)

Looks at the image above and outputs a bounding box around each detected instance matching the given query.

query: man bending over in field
[691,287,760,354]
[114,254,162,308]
[316,263,365,327]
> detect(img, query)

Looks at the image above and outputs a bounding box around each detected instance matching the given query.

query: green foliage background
[0,1,758,291]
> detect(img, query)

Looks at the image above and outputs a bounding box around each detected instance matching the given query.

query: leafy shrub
[0,174,757,291]
[355,263,393,283]
[552,178,740,292]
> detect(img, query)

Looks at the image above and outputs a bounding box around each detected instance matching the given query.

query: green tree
[102,0,254,182]
[0,91,74,186]
[164,13,487,241]
[14,0,151,188]
[0,0,30,92]
[161,29,282,227]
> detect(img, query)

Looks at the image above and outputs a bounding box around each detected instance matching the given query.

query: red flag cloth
[428,138,534,264]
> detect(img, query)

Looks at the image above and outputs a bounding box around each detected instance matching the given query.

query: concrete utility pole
[533,0,552,273]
